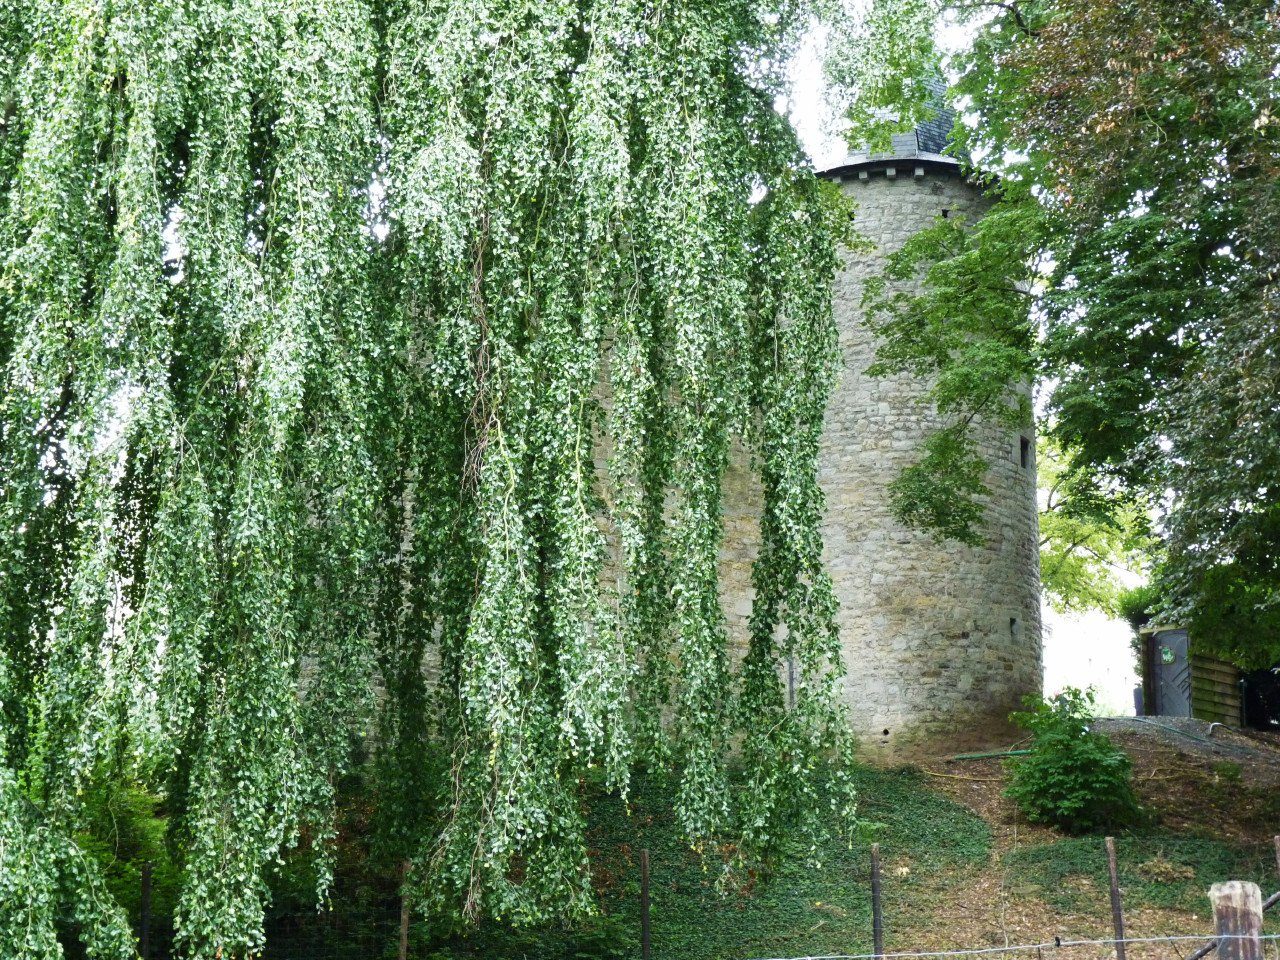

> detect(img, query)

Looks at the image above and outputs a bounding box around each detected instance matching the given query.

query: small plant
[1004,688,1140,834]
[1137,855,1195,883]
[1211,761,1241,783]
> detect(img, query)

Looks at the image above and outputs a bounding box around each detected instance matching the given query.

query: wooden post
[1105,837,1126,960]
[1273,835,1279,887]
[139,861,152,960]
[1210,881,1264,960]
[399,860,411,960]
[640,849,651,960]
[871,842,884,960]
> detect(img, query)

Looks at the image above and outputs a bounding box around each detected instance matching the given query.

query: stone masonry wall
[811,167,1042,759]
[594,166,1041,763]
[588,167,1039,768]
[704,167,1042,761]
[399,168,1039,766]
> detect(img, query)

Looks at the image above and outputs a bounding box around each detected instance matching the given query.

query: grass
[247,760,1279,959]
[63,732,1280,958]
[412,765,991,960]
[1004,835,1280,916]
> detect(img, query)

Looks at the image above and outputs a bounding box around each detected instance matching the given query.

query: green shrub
[1116,584,1159,632]
[1004,688,1140,834]
[75,782,181,923]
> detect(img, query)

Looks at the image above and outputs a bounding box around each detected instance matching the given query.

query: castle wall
[453,165,1043,765]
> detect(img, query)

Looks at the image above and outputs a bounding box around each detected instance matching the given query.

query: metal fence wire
[259,869,403,960]
[62,834,1280,960]
[748,936,1280,960]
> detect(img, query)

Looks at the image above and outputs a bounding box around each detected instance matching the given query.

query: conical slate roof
[819,79,964,178]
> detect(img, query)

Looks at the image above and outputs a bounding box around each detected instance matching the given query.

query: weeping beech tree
[0,0,858,954]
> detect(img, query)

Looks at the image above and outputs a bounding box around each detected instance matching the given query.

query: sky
[784,27,848,171]
[781,13,980,171]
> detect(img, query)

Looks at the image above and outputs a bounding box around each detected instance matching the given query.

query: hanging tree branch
[0,0,859,953]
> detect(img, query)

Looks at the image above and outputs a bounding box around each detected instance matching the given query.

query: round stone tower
[815,113,1042,760]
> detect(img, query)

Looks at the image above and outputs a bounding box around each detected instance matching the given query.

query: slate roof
[915,106,956,156]
[818,78,966,178]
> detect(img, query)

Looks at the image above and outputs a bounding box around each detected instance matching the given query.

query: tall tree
[830,0,1280,663]
[0,0,857,954]
[1037,439,1148,616]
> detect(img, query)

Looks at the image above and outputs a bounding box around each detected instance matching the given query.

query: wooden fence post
[139,861,151,960]
[1105,837,1126,960]
[640,849,651,960]
[871,842,884,960]
[399,860,410,960]
[1210,881,1264,960]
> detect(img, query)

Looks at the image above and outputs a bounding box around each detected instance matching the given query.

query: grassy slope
[406,750,1280,960]
[1005,836,1280,916]
[111,738,1276,959]
[418,765,992,960]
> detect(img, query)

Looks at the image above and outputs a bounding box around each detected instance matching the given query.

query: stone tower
[598,106,1042,763]
[812,110,1043,760]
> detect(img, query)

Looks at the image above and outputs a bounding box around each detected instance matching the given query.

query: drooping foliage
[830,0,1280,656]
[0,0,857,955]
[858,200,1044,546]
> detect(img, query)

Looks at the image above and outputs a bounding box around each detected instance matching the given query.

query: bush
[1116,584,1159,632]
[1004,688,1140,834]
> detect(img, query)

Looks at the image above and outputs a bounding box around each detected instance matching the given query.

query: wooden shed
[1140,625,1242,725]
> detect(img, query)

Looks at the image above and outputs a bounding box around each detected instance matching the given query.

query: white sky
[782,13,981,169]
[783,26,848,170]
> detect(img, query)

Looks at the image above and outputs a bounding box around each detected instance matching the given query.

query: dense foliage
[860,202,1041,547]
[1004,688,1140,834]
[831,0,1280,657]
[1037,440,1148,616]
[0,0,859,955]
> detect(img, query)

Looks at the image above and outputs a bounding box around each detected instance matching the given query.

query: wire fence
[65,834,1280,959]
[258,869,403,960]
[747,937,1280,960]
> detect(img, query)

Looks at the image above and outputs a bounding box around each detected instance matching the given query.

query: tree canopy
[834,0,1280,662]
[0,0,859,954]
[1036,439,1148,617]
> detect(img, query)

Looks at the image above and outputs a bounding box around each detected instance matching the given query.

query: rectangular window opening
[1020,436,1032,469]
